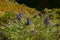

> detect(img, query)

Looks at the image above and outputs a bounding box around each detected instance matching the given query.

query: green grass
[0,8,60,40]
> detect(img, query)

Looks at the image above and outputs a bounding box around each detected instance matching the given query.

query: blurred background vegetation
[16,0,60,11]
[0,0,60,11]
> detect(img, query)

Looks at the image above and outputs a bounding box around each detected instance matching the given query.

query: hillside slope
[0,0,40,13]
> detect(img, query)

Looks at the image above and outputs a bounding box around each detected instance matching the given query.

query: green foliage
[0,9,60,40]
[0,11,17,24]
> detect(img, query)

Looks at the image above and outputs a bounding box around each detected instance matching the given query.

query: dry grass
[0,0,40,15]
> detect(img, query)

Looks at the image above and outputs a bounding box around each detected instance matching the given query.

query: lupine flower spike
[26,17,31,25]
[44,17,50,27]
[17,12,23,20]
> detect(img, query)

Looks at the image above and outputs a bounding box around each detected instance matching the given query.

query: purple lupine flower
[33,29,36,34]
[24,30,28,35]
[17,12,23,20]
[26,17,31,25]
[44,17,50,27]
